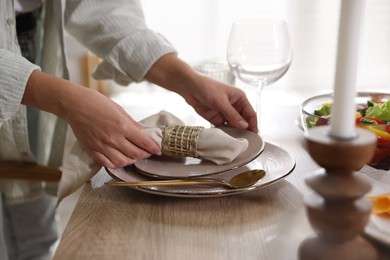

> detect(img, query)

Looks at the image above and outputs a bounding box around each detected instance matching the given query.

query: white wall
[140,0,390,92]
[65,0,390,94]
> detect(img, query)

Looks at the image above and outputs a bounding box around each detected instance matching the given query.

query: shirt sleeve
[64,0,177,86]
[0,49,40,122]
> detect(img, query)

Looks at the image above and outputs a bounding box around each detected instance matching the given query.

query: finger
[91,150,116,168]
[220,93,258,132]
[237,99,258,132]
[247,115,258,133]
[95,146,139,168]
[110,119,161,155]
[195,102,251,130]
[218,102,249,129]
[202,108,219,119]
[96,130,158,166]
[124,113,144,130]
[194,107,223,126]
[208,112,226,127]
[120,138,155,160]
[125,128,161,155]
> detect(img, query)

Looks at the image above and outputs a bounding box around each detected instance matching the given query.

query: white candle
[329,0,365,139]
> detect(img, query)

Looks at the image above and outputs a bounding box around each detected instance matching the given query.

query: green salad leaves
[366,100,390,121]
[314,102,331,116]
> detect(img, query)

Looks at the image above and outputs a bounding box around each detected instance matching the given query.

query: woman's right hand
[22,70,161,168]
[64,87,161,168]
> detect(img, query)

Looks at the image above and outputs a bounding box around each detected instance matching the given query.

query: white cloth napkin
[56,111,248,205]
[140,111,249,165]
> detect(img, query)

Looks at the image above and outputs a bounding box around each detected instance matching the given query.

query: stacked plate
[107,127,295,198]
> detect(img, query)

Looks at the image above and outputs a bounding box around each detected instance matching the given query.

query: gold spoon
[105,169,266,189]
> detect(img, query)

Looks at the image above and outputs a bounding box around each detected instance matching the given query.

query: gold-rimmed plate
[106,142,295,198]
[133,126,264,179]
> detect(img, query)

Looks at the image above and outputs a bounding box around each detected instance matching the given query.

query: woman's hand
[145,54,258,133]
[23,71,161,168]
[180,74,258,132]
[64,88,161,168]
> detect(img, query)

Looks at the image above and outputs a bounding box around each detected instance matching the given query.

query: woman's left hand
[145,54,258,133]
[182,74,258,133]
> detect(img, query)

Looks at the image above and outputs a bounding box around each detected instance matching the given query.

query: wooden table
[53,88,390,260]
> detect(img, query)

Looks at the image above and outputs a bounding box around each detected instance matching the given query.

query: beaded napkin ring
[161,125,204,157]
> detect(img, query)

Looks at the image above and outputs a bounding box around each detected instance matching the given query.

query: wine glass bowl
[227,19,293,135]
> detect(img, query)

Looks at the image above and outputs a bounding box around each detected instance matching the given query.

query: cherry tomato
[377,137,390,149]
[315,117,329,126]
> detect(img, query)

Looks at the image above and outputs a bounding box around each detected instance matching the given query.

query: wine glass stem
[256,82,265,136]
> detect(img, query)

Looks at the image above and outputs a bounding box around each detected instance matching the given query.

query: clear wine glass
[227,19,292,136]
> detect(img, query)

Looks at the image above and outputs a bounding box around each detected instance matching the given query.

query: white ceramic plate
[106,142,295,198]
[363,174,390,246]
[134,126,264,179]
[365,215,390,246]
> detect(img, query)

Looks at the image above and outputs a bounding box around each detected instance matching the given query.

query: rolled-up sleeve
[64,0,177,86]
[0,49,40,122]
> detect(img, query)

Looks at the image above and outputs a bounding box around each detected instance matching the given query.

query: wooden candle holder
[298,126,379,260]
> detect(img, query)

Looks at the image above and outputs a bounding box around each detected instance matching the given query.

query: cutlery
[105,169,266,189]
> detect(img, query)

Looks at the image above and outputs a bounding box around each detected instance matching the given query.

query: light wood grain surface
[53,90,390,260]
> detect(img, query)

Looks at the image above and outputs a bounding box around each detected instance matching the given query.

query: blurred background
[66,0,390,94]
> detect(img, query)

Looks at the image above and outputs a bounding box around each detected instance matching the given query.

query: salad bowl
[300,92,390,170]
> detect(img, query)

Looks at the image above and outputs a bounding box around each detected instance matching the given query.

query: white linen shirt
[0,0,176,204]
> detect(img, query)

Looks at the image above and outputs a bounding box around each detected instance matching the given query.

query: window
[141,0,390,91]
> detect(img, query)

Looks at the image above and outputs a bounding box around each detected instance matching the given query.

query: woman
[0,0,257,259]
